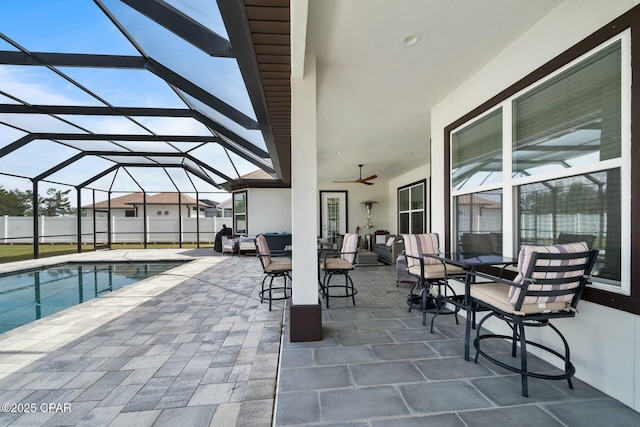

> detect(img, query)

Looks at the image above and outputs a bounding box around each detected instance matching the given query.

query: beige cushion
[471,282,570,315]
[408,263,465,279]
[320,258,354,271]
[265,258,292,273]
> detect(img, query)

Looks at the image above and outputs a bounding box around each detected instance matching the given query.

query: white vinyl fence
[1,216,232,244]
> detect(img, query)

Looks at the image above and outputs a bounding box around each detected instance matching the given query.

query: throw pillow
[386,236,395,246]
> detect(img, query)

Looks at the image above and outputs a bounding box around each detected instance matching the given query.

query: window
[449,32,630,296]
[398,180,425,234]
[451,108,504,251]
[233,191,247,235]
[454,189,502,246]
[518,171,621,284]
[164,211,169,215]
[452,108,502,191]
[125,210,135,217]
[156,210,162,216]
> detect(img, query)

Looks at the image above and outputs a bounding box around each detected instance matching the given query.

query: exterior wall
[139,205,205,218]
[430,0,640,410]
[85,205,205,218]
[214,199,233,218]
[246,188,292,235]
[84,208,131,218]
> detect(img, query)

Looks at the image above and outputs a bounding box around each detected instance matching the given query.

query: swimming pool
[0,261,188,334]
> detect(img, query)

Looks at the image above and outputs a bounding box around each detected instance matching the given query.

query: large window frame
[397,179,427,234]
[232,190,247,235]
[444,9,640,315]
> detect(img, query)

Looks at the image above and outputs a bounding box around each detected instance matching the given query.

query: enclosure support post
[32,179,39,259]
[196,191,200,248]
[76,187,82,253]
[143,191,147,249]
[178,191,183,248]
[107,191,112,248]
[92,190,97,251]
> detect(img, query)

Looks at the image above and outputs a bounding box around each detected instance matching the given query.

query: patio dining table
[424,252,518,360]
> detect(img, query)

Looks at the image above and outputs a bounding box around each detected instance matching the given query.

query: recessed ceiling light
[402,33,421,47]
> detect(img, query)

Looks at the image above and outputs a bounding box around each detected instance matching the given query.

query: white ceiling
[304,0,563,184]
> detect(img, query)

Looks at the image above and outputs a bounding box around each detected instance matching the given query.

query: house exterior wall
[85,205,204,218]
[140,205,205,218]
[247,187,292,235]
[84,208,131,218]
[429,0,640,411]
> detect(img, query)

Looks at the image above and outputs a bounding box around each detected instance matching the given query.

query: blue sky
[0,1,265,204]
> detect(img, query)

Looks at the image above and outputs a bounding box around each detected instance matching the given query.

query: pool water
[0,261,187,334]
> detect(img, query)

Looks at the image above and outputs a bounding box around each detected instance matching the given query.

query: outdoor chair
[402,233,466,332]
[255,234,292,311]
[319,232,359,308]
[466,242,598,397]
[238,236,257,255]
[221,236,236,255]
[459,232,502,255]
[556,232,597,249]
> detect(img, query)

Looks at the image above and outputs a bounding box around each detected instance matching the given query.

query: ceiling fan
[333,164,377,185]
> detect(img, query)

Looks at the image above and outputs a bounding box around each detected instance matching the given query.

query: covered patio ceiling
[0,0,291,196]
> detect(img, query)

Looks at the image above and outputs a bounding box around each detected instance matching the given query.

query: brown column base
[289,303,322,342]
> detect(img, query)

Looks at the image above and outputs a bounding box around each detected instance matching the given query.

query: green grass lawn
[0,243,210,264]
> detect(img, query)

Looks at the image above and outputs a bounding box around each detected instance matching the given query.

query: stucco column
[290,54,321,341]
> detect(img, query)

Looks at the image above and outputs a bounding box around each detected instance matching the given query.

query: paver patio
[0,249,639,426]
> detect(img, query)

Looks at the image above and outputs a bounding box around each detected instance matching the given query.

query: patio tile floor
[277,265,640,426]
[0,250,638,426]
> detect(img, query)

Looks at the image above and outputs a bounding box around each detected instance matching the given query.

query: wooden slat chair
[256,235,292,311]
[319,233,359,308]
[467,242,598,397]
[402,233,466,332]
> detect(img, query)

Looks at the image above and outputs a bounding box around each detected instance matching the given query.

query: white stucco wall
[430,0,640,410]
[87,205,204,218]
[246,188,292,235]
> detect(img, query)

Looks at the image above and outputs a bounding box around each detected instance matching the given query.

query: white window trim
[450,30,631,295]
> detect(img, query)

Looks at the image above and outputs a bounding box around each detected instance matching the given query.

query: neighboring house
[83,192,208,218]
[200,199,221,217]
[215,198,233,218]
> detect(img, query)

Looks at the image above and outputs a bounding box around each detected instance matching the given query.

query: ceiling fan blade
[333,165,377,184]
[358,174,378,182]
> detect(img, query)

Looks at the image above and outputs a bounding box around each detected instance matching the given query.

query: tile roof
[83,193,206,209]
